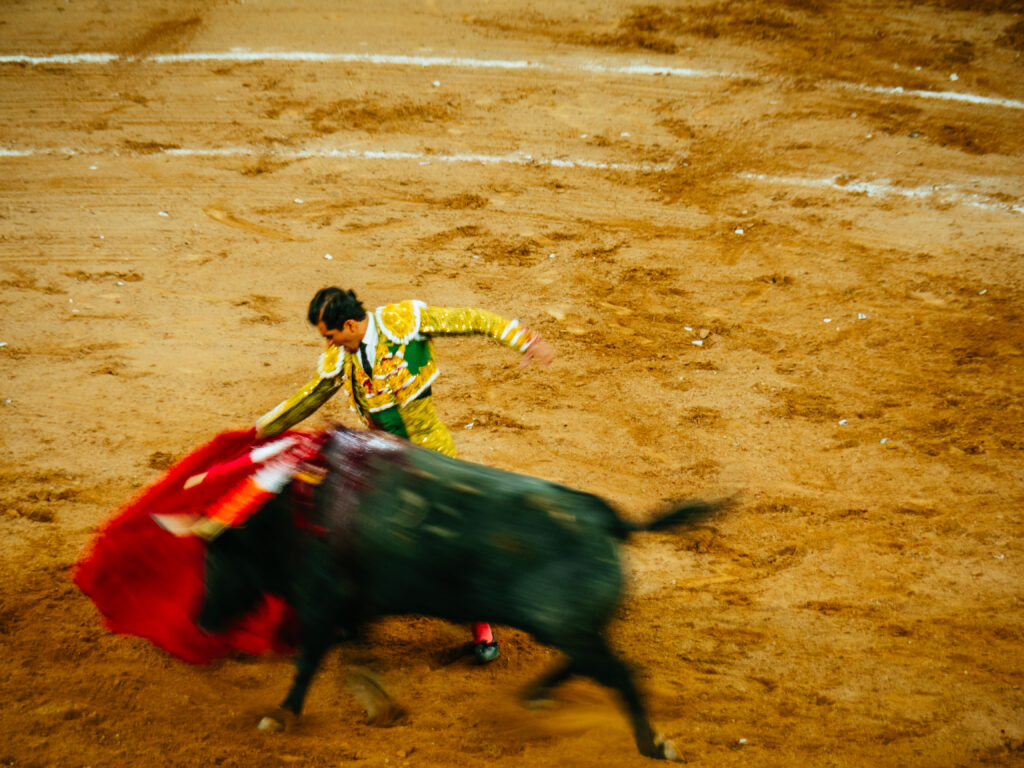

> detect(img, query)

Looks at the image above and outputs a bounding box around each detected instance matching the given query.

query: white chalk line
[0,51,731,79]
[2,50,1022,110]
[0,145,672,172]
[1,144,1019,215]
[738,172,1024,216]
[838,82,1024,111]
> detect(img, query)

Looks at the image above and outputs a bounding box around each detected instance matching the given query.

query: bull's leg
[567,637,678,761]
[280,538,348,716]
[280,623,334,715]
[257,609,338,733]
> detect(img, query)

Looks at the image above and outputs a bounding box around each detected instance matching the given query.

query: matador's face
[317,319,364,352]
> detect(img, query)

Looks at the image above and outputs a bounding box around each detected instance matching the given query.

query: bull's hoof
[654,736,680,762]
[256,709,296,734]
[257,716,283,733]
[369,702,407,727]
[474,641,500,664]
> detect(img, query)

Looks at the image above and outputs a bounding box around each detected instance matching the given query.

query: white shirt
[359,313,379,369]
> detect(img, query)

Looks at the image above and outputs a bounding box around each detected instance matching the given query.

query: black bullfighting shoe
[474,640,500,664]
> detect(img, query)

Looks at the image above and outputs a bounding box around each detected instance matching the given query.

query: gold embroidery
[375,300,424,345]
[258,303,533,442]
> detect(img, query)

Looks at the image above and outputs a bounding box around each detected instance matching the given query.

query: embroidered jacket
[256,301,538,438]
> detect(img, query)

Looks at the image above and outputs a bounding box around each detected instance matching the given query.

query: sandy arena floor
[1,1,1023,766]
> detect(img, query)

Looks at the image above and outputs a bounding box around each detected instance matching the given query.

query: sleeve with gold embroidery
[256,345,345,438]
[418,306,539,352]
[255,375,341,438]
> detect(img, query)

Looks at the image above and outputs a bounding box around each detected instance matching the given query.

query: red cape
[72,430,298,664]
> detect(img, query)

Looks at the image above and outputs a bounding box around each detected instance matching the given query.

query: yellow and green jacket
[256,301,538,439]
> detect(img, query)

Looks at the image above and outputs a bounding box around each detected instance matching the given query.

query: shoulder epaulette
[375,300,426,345]
[318,345,343,377]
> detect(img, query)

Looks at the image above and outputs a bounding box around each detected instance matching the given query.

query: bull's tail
[615,495,737,539]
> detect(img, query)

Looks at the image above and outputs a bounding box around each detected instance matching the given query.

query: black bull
[198,429,731,760]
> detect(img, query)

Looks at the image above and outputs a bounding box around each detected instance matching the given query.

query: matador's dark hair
[307,287,367,330]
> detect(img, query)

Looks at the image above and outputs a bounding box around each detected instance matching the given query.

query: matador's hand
[520,337,555,368]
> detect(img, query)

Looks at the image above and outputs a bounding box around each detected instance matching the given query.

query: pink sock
[473,622,494,645]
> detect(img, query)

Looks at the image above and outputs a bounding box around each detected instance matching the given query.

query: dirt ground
[2,1,1023,766]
